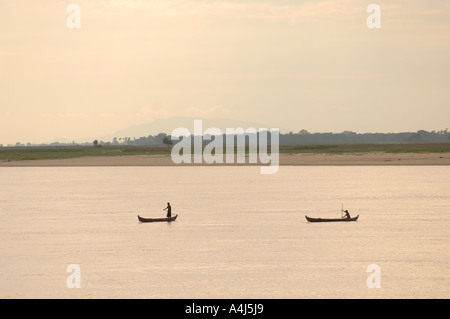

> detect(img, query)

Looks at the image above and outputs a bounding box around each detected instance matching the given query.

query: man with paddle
[343,209,351,219]
[163,202,172,218]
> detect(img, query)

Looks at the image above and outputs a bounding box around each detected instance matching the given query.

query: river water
[0,166,449,298]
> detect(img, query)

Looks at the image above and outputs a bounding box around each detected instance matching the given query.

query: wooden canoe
[138,214,178,223]
[305,215,359,223]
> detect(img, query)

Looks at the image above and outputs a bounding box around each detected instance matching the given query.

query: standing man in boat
[164,202,172,218]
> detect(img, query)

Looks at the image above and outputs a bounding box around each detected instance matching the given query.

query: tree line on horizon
[100,129,450,146]
[5,129,450,148]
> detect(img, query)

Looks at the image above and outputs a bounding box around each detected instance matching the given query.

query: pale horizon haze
[1,0,450,145]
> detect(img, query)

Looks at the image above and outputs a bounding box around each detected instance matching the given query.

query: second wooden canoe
[138,214,178,222]
[305,215,359,222]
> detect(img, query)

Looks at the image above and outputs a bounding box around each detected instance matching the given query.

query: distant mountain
[72,117,450,145]
[81,116,287,143]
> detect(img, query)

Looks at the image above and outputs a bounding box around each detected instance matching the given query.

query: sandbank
[1,152,450,167]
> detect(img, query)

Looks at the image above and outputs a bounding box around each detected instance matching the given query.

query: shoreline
[1,152,450,167]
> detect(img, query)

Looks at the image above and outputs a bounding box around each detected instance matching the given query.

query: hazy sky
[1,0,449,144]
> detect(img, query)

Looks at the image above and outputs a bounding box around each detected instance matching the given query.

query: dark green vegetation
[279,143,450,154]
[1,144,450,161]
[0,145,170,161]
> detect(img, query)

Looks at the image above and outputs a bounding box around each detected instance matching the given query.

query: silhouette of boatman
[163,202,172,218]
[343,210,351,219]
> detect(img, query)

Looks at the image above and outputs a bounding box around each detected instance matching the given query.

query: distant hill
[79,116,288,142]
[31,117,449,146]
